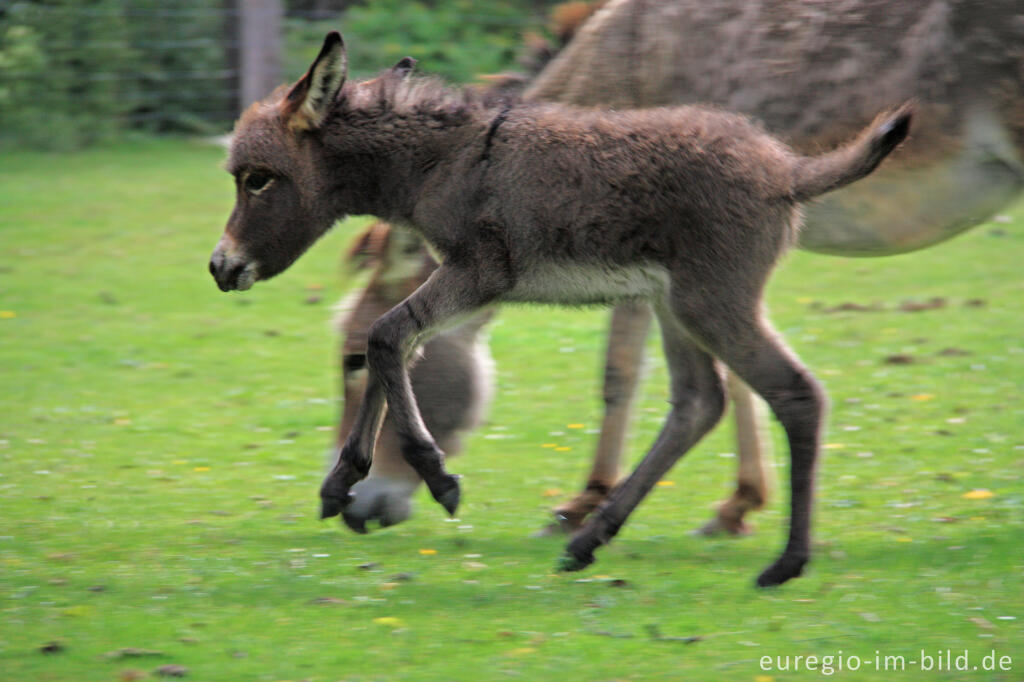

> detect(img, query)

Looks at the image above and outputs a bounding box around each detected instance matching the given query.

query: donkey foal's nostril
[226,262,246,288]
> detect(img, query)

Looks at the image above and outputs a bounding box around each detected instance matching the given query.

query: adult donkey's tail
[791,102,914,202]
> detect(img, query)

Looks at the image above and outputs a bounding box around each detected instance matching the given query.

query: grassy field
[1,138,1022,680]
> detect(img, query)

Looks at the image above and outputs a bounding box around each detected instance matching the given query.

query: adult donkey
[525,0,1024,536]
[209,31,911,585]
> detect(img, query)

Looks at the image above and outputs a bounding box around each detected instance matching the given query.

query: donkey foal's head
[209,32,353,292]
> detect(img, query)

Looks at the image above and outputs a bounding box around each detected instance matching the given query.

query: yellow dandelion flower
[656,480,675,487]
[0,311,16,319]
[373,617,403,627]
[911,393,935,401]
[193,466,211,472]
[962,489,995,500]
[418,548,437,555]
[567,423,585,429]
[554,446,571,452]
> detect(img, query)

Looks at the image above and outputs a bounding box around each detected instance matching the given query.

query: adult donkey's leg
[696,373,775,536]
[552,301,653,531]
[321,264,497,520]
[560,304,727,571]
[554,300,774,537]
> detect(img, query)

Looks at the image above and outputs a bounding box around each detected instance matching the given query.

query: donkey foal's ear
[282,31,348,131]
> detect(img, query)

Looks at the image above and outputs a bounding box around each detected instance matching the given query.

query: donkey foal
[209,32,911,587]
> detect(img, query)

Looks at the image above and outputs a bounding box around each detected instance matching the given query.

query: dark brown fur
[522,0,1024,534]
[210,33,910,586]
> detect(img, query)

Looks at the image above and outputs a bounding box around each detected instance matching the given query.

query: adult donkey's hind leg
[321,264,496,521]
[696,373,775,536]
[560,303,727,571]
[551,301,773,537]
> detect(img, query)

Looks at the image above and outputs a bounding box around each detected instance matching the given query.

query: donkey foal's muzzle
[209,247,257,292]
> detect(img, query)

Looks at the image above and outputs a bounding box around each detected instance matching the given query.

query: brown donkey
[209,33,911,586]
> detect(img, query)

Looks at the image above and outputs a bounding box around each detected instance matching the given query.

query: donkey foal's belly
[503,263,668,305]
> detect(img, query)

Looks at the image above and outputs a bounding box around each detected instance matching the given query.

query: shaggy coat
[210,33,910,586]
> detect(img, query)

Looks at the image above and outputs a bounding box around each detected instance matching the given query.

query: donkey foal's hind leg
[559,307,726,571]
[683,309,825,587]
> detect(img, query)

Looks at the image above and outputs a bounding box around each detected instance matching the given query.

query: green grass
[1,138,1022,681]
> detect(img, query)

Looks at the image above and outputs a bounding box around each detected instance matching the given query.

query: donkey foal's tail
[790,102,914,202]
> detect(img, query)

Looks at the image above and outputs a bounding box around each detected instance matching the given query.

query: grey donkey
[209,32,911,586]
[335,221,494,531]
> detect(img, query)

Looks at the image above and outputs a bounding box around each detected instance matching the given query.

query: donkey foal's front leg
[323,264,492,523]
[321,376,386,519]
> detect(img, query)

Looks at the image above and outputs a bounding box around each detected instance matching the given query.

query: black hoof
[556,550,594,573]
[428,474,461,517]
[320,495,345,520]
[319,458,367,521]
[320,487,354,520]
[756,554,808,588]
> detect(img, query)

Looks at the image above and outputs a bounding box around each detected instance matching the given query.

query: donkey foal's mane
[340,71,519,121]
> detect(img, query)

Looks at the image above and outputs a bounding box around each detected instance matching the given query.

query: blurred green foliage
[0,0,230,151]
[0,0,546,150]
[285,0,542,84]
[0,0,130,149]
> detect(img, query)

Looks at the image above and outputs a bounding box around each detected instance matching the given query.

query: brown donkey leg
[684,310,825,587]
[552,302,773,539]
[696,373,774,536]
[321,373,386,519]
[560,305,727,571]
[552,301,653,531]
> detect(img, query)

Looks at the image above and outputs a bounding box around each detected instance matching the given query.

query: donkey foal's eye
[244,172,273,193]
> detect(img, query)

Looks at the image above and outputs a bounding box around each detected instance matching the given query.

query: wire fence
[0,0,553,149]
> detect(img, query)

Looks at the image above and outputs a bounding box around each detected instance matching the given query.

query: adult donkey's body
[210,33,910,586]
[527,0,1024,536]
